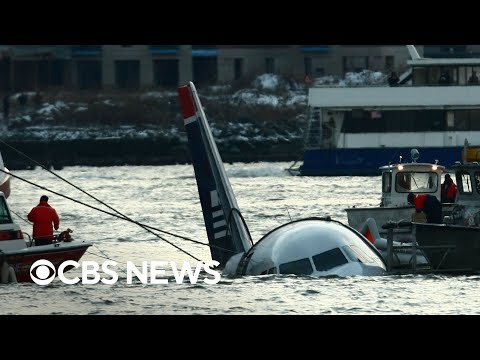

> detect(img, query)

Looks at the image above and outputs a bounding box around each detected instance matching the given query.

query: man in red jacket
[407,192,443,224]
[27,195,60,246]
[441,174,457,203]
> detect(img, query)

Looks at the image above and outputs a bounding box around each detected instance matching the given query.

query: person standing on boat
[27,195,60,246]
[441,174,458,203]
[388,71,399,86]
[407,193,442,224]
[439,71,451,85]
[468,71,479,85]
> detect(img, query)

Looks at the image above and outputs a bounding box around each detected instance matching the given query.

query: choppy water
[2,162,480,315]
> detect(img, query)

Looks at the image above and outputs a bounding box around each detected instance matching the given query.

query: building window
[265,57,275,73]
[385,56,394,72]
[315,67,324,77]
[234,58,243,80]
[115,60,140,89]
[343,56,369,74]
[304,57,312,76]
[77,60,102,90]
[154,59,179,87]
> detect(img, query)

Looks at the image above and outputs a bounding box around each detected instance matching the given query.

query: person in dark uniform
[468,71,479,85]
[407,193,443,224]
[388,71,399,86]
[439,71,451,85]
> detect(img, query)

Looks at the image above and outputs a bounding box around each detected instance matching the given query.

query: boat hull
[414,223,480,272]
[300,146,463,176]
[0,172,10,199]
[5,241,91,282]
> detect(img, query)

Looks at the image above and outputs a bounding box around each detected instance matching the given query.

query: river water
[1,162,479,315]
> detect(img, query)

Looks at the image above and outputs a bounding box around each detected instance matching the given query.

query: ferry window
[279,258,313,275]
[466,67,480,85]
[454,110,469,130]
[312,248,348,272]
[459,67,467,85]
[414,67,427,85]
[470,111,480,130]
[352,109,364,119]
[382,172,392,193]
[0,197,12,224]
[458,172,473,194]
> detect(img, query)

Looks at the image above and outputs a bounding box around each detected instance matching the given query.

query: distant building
[0,45,451,92]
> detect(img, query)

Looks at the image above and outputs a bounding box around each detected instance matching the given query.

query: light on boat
[398,165,404,170]
[432,165,438,171]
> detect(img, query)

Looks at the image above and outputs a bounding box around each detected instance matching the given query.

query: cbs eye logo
[30,259,56,285]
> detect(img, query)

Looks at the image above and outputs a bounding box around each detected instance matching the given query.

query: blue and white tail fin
[178,82,252,267]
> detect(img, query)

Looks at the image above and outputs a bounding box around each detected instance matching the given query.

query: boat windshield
[0,197,12,224]
[395,172,438,193]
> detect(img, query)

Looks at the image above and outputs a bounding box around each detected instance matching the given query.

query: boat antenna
[399,155,403,164]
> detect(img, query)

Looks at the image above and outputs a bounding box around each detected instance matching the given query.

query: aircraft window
[349,245,374,264]
[342,245,360,262]
[279,258,313,275]
[312,248,348,272]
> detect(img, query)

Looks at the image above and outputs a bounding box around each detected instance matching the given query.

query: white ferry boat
[296,45,480,176]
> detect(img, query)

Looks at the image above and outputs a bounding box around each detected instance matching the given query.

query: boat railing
[381,220,468,274]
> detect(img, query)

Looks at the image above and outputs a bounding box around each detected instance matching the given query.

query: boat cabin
[450,160,480,226]
[409,58,480,87]
[0,193,26,252]
[380,154,445,207]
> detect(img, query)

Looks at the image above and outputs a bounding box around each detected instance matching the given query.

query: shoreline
[1,137,304,170]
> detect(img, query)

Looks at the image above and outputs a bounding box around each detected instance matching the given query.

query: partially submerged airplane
[178,82,386,277]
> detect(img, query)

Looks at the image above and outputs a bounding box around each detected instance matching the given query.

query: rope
[0,168,236,258]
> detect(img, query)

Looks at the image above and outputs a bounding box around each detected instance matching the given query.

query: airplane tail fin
[178,82,253,267]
